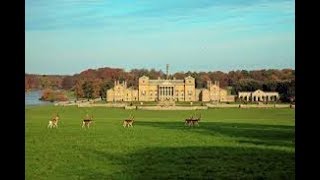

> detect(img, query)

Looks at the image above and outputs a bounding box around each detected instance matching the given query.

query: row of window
[140,90,193,96]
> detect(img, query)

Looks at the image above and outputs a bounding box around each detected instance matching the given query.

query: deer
[185,113,201,127]
[190,113,201,126]
[123,114,135,128]
[48,113,60,128]
[82,114,94,128]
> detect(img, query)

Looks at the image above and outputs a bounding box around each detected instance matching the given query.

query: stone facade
[107,76,235,102]
[138,76,234,102]
[138,75,196,102]
[238,89,279,102]
[106,80,138,102]
[200,81,235,102]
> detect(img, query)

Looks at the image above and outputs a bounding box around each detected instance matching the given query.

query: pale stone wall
[201,89,210,102]
[238,89,279,102]
[175,84,185,101]
[209,84,220,101]
[108,76,236,102]
[221,95,236,102]
[202,81,235,102]
[106,90,114,102]
[106,80,138,102]
[138,75,196,102]
[138,76,149,101]
[184,76,196,101]
[136,106,208,110]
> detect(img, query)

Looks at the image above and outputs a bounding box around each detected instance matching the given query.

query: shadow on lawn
[88,146,294,179]
[136,121,295,148]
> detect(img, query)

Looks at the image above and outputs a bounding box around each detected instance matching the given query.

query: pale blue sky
[25,0,295,75]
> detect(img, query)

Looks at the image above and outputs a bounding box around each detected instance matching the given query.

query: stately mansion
[107,75,235,102]
[106,65,280,103]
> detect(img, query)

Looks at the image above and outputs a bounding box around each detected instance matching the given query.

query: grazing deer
[123,114,134,128]
[185,115,194,126]
[82,114,94,128]
[48,113,59,128]
[190,113,201,126]
[185,113,201,127]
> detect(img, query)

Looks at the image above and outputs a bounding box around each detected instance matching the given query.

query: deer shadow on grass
[86,146,294,180]
[136,121,295,148]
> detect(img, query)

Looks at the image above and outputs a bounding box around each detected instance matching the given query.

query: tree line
[25,67,295,102]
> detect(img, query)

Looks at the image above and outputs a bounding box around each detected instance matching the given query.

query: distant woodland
[25,67,295,102]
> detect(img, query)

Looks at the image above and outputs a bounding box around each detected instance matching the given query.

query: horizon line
[25,66,295,76]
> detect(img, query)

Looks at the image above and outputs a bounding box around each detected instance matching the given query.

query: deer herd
[47,112,201,129]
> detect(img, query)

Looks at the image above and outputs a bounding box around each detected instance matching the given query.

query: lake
[25,90,52,106]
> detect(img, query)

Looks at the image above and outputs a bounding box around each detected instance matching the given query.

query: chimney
[214,81,220,87]
[207,80,212,88]
[166,64,169,79]
[114,80,116,86]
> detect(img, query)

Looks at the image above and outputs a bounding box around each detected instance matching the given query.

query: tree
[74,80,84,100]
[100,81,113,100]
[61,76,75,90]
[82,81,94,100]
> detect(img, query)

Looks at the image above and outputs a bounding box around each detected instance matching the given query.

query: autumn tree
[74,80,84,100]
[100,81,113,100]
[82,81,94,100]
[61,76,75,90]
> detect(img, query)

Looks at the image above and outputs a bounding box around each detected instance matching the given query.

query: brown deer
[123,114,134,128]
[48,113,60,128]
[185,113,201,126]
[82,114,94,128]
[190,113,201,126]
[185,115,194,126]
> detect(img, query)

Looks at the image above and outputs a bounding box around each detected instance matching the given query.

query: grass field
[26,106,295,179]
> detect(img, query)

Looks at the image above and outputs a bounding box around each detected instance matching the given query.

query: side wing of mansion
[238,89,279,102]
[106,76,235,102]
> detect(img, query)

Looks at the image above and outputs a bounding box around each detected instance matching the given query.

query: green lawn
[26,106,295,179]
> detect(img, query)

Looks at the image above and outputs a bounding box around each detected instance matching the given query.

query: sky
[25,0,295,75]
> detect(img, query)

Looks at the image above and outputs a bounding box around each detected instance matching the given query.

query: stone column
[162,87,165,98]
[162,87,164,97]
[165,87,168,96]
[173,87,175,99]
